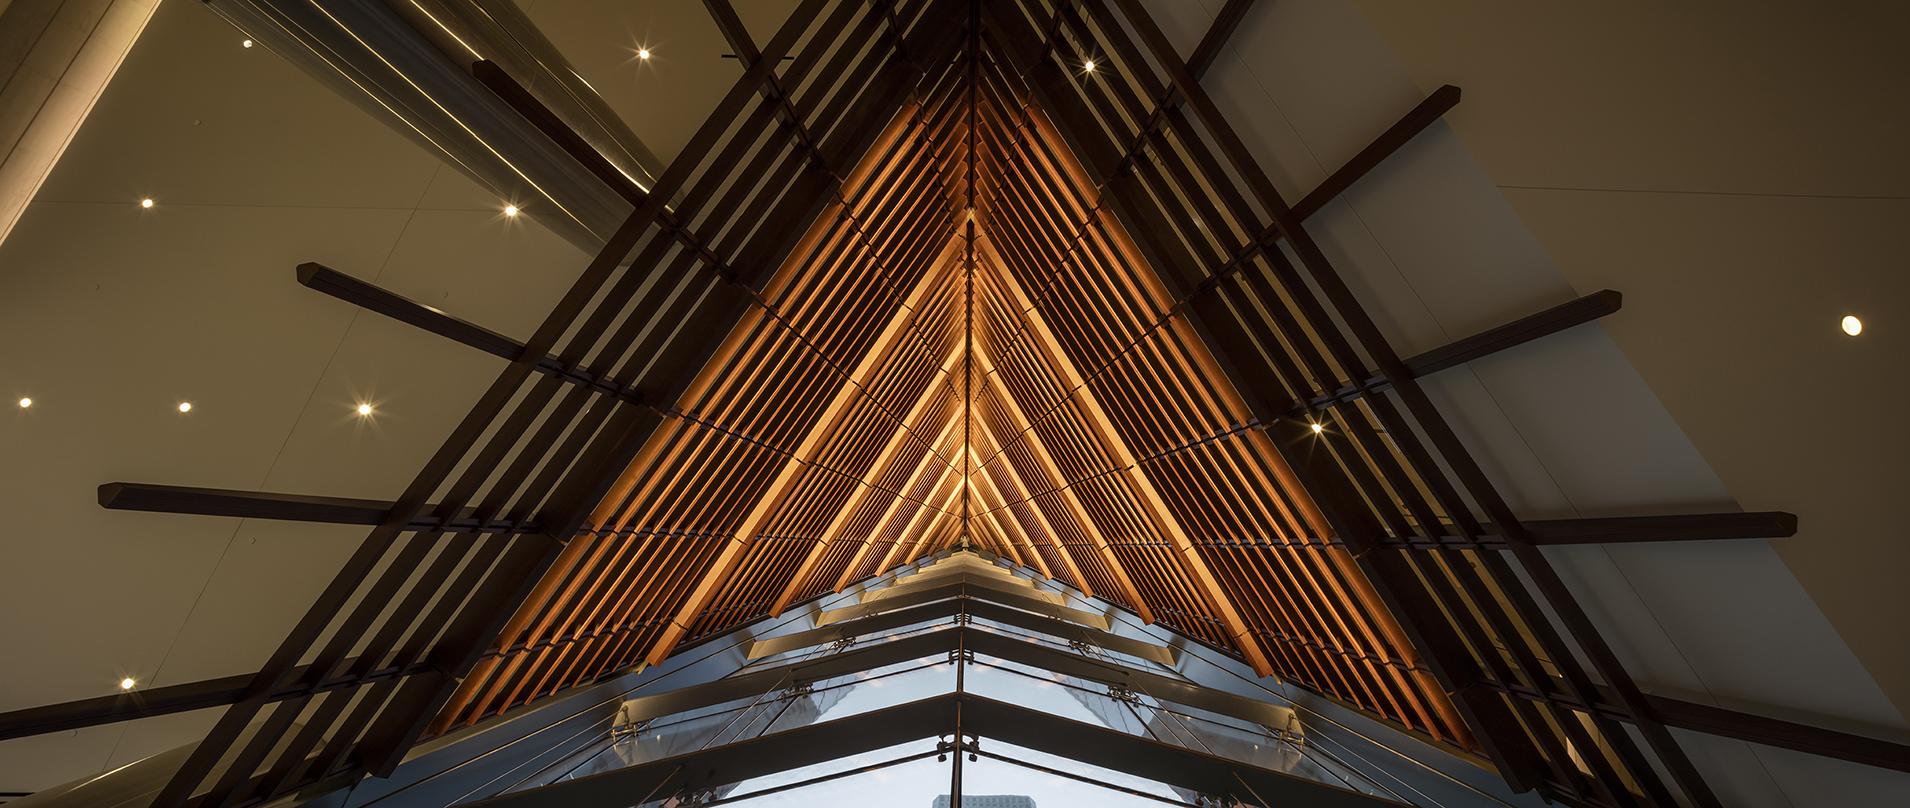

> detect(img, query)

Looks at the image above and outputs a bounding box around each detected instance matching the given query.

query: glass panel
[963,656,1396,799]
[964,656,1152,733]
[740,617,960,670]
[766,656,958,731]
[962,740,1191,805]
[965,616,1177,673]
[517,657,958,789]
[638,741,950,807]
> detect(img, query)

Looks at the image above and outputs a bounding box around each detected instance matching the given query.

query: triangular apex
[433,0,1461,775]
[469,554,1393,807]
[128,2,1794,807]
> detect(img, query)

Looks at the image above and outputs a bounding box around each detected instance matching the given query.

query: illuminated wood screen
[113,2,1806,807]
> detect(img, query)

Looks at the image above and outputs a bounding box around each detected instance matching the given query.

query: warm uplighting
[503,204,520,218]
[356,403,374,416]
[17,397,30,408]
[637,47,652,61]
[139,198,154,209]
[242,39,254,49]
[177,401,193,413]
[1841,314,1864,336]
[1083,59,1096,73]
[119,677,136,691]
[1309,421,1325,434]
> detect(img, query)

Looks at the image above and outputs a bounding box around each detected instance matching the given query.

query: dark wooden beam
[296,263,522,361]
[297,263,647,406]
[1479,680,1910,775]
[100,482,749,542]
[1288,289,1623,416]
[1294,84,1461,219]
[1185,0,1257,78]
[0,656,431,742]
[98,482,518,534]
[1649,695,1910,774]
[1409,289,1621,377]
[1523,511,1797,545]
[1322,511,1798,550]
[0,674,250,742]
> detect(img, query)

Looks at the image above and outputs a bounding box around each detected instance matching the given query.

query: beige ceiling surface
[1346,0,1910,721]
[516,0,796,167]
[1157,0,1910,801]
[0,0,1904,801]
[0,0,584,792]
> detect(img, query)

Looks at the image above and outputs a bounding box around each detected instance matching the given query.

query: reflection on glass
[966,615,1175,673]
[964,740,1188,805]
[963,655,1392,799]
[742,617,956,669]
[702,741,948,806]
[507,656,956,792]
[498,608,1399,805]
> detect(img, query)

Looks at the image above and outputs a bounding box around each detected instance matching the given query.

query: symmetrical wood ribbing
[974,0,1724,805]
[111,2,1800,806]
[136,3,967,806]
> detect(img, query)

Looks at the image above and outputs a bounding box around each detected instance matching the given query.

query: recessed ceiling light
[119,677,136,691]
[1841,314,1863,336]
[17,397,30,408]
[242,39,254,49]
[637,47,652,61]
[1083,59,1096,73]
[139,198,154,209]
[503,204,520,217]
[1309,421,1325,434]
[177,401,193,413]
[356,403,374,416]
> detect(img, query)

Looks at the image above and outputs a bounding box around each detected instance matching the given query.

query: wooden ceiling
[33,1,1907,807]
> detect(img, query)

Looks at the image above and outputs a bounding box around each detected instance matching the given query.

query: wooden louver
[104,2,1822,807]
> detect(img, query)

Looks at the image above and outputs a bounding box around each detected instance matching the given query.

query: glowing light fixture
[178,401,193,413]
[1841,314,1863,336]
[503,204,520,217]
[17,397,30,408]
[356,403,374,416]
[139,198,154,209]
[1309,421,1325,434]
[119,677,136,691]
[1083,59,1096,73]
[242,39,254,49]
[637,47,652,61]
